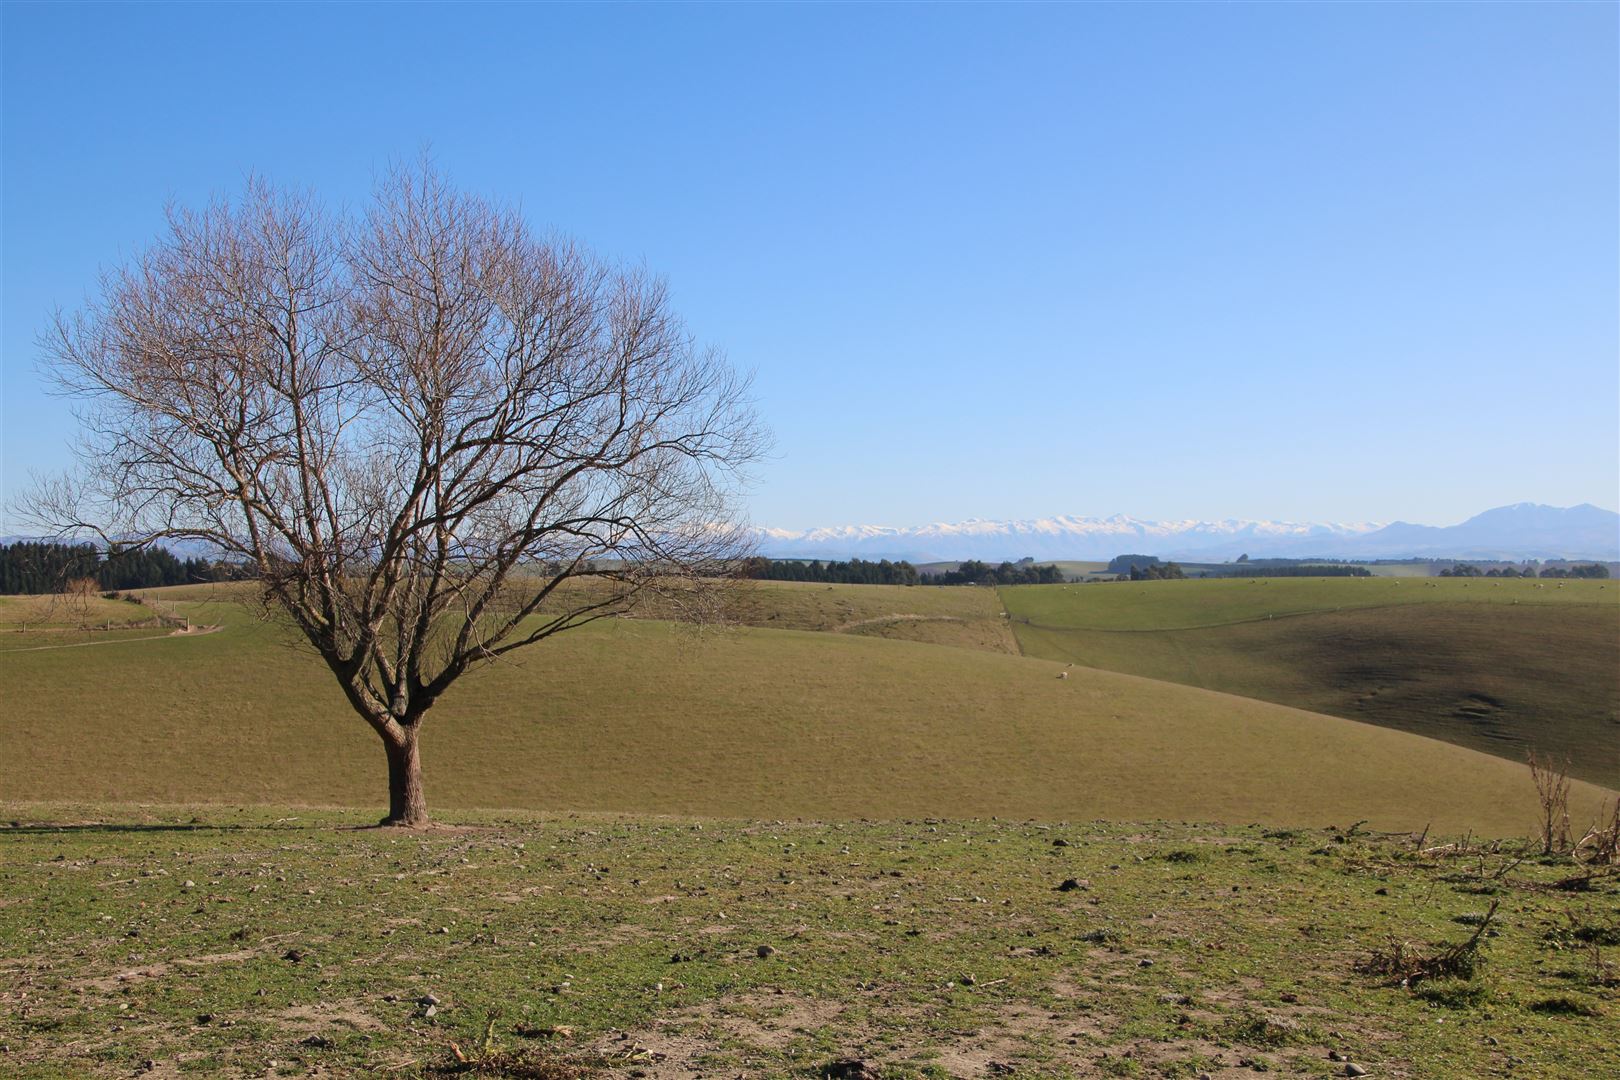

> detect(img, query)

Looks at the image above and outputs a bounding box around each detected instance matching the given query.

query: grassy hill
[697,579,1019,653]
[3,594,1612,834]
[0,591,175,639]
[1002,578,1619,786]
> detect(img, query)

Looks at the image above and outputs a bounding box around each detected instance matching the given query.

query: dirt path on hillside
[1,624,223,654]
[832,613,968,632]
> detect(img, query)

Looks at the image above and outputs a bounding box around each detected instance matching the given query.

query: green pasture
[1000,576,1615,632]
[1000,579,1619,786]
[5,578,1619,1078]
[2,807,1616,1079]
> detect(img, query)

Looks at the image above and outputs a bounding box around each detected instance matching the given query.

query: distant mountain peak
[754,504,1619,563]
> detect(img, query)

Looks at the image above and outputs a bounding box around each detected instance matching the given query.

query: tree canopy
[27,165,765,825]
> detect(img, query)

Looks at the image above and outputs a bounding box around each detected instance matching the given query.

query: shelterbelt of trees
[0,541,246,594]
[1208,565,1372,578]
[734,557,1067,586]
[1440,562,1609,579]
[925,559,1067,585]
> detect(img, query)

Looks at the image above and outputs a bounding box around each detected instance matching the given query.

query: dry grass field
[2,589,1612,834]
[0,591,176,637]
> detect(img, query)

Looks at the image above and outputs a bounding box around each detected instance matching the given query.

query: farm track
[0,624,222,654]
[832,612,969,632]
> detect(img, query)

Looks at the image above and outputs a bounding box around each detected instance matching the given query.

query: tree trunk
[380,724,429,827]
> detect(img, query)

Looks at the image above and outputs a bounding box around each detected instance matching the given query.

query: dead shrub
[1528,752,1572,856]
[1575,798,1620,866]
[1358,900,1498,986]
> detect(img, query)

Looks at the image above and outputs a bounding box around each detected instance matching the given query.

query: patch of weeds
[1226,1011,1305,1048]
[427,1012,597,1078]
[1571,925,1620,947]
[1160,849,1207,864]
[1550,871,1610,892]
[1098,1055,1143,1077]
[1078,927,1121,944]
[427,1052,593,1079]
[1527,996,1603,1017]
[1542,915,1620,985]
[1414,981,1492,1009]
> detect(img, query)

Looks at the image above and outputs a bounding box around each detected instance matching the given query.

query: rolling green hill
[0,591,169,630]
[696,578,1019,653]
[2,595,1612,834]
[1002,577,1619,785]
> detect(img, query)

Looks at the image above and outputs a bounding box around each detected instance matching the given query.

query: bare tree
[27,165,765,826]
[1528,750,1572,856]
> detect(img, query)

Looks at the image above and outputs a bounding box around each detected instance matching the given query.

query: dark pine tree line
[1128,561,1186,581]
[921,560,1066,586]
[1207,564,1371,578]
[734,557,1068,586]
[1441,563,1609,579]
[0,541,246,595]
[734,557,922,585]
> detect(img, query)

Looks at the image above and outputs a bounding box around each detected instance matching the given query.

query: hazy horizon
[753,500,1618,532]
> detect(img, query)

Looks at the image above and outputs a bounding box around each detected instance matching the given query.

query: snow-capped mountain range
[755,503,1620,563]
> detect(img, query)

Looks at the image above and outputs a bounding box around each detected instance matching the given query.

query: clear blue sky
[3,2,1615,532]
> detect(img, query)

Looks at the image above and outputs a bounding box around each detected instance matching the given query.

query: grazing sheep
[1056,671,1068,680]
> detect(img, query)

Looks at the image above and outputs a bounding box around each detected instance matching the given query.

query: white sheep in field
[1056,671,1068,680]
